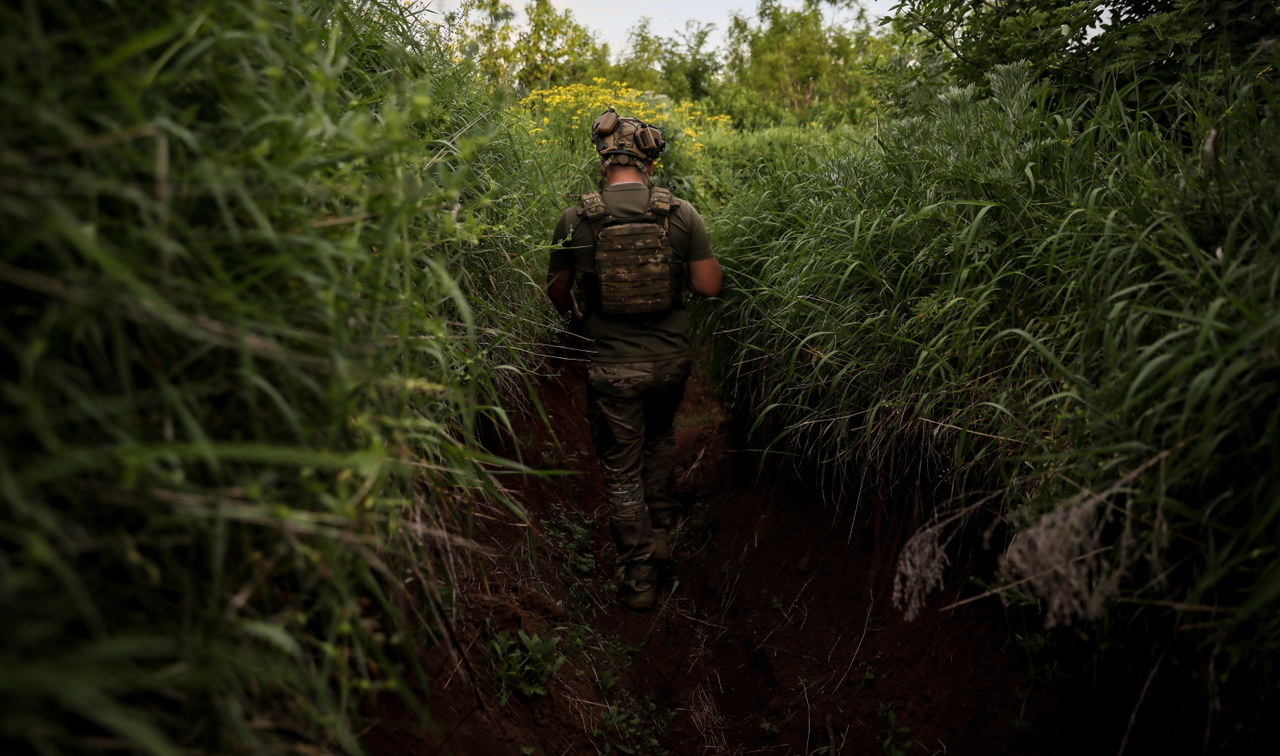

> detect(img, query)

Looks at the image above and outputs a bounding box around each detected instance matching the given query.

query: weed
[877,703,914,756]
[598,668,621,693]
[676,409,722,429]
[545,501,597,578]
[593,693,670,756]
[489,630,567,707]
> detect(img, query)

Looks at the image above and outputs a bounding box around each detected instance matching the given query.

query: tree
[514,0,610,89]
[887,0,1280,91]
[715,0,892,127]
[449,0,517,84]
[662,22,720,101]
[611,18,721,102]
[613,17,665,92]
[887,0,1102,87]
[450,0,610,91]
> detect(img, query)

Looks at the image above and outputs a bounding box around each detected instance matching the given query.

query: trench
[365,362,1118,755]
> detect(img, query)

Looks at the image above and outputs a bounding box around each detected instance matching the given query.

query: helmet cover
[590,108,666,168]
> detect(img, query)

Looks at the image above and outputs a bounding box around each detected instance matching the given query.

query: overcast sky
[425,1,900,57]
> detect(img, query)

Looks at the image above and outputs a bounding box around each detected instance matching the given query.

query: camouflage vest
[577,186,683,316]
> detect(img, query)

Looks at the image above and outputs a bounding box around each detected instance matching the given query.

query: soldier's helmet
[590,108,666,169]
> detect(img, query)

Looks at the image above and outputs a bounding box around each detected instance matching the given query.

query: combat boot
[651,527,671,561]
[650,508,676,561]
[621,563,659,611]
[651,507,676,530]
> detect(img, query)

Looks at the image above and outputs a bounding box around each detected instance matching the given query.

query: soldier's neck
[605,166,650,186]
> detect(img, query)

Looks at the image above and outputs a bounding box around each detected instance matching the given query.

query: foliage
[886,0,1102,87]
[449,0,611,91]
[593,692,670,756]
[0,0,538,752]
[487,629,566,706]
[877,702,918,755]
[612,18,722,103]
[544,501,596,577]
[6,0,1277,751]
[885,0,1280,97]
[446,0,900,129]
[517,79,734,203]
[716,0,894,128]
[698,58,1280,747]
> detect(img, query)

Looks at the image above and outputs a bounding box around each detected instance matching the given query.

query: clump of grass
[0,1,540,752]
[698,59,1280,746]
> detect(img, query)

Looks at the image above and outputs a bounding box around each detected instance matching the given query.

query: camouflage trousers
[587,357,692,582]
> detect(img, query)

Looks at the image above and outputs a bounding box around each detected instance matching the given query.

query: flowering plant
[517,79,732,199]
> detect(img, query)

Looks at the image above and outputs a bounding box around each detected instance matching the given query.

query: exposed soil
[364,356,1117,755]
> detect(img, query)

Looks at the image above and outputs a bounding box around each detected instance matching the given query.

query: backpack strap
[579,188,677,221]
[649,187,677,260]
[578,191,609,222]
[648,187,684,310]
[648,186,679,216]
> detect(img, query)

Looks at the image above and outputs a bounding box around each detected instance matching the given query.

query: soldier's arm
[547,265,575,315]
[679,203,722,298]
[548,211,580,318]
[688,258,723,298]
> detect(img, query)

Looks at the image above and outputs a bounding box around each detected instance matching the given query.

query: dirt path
[365,362,1105,754]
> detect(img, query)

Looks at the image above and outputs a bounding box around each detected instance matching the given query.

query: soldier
[547,108,723,611]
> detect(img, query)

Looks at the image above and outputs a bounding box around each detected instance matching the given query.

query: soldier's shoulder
[652,185,687,206]
[668,193,704,221]
[565,191,607,214]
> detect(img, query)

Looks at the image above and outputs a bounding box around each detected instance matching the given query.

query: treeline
[447,0,892,128]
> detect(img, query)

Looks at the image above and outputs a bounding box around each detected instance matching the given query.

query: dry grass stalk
[687,684,733,754]
[1001,493,1117,627]
[893,525,950,621]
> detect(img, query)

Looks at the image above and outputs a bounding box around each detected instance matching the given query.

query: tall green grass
[699,61,1279,743]
[0,1,538,752]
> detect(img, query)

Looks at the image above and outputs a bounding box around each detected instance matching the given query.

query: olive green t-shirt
[550,183,714,364]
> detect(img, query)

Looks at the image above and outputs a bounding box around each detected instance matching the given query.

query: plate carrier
[577,187,682,316]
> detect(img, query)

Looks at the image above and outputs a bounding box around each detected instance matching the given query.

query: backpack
[576,186,682,316]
